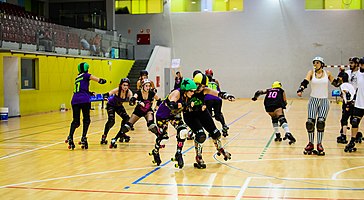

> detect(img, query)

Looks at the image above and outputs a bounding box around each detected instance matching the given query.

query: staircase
[127,59,149,92]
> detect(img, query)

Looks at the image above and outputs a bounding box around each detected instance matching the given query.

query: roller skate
[316,143,325,156]
[344,141,357,153]
[283,132,296,145]
[100,134,108,145]
[217,148,231,161]
[274,133,282,142]
[149,149,161,166]
[337,134,348,144]
[171,152,184,169]
[355,132,362,143]
[222,125,229,137]
[109,138,117,148]
[65,136,75,150]
[193,155,206,169]
[78,137,88,149]
[303,142,315,155]
[156,133,169,148]
[119,133,131,143]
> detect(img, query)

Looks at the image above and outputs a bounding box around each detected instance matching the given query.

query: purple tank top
[71,73,91,105]
[108,89,130,107]
[156,89,183,120]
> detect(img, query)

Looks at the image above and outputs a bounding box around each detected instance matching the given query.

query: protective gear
[129,97,137,106]
[194,129,206,143]
[141,79,151,86]
[98,78,106,84]
[205,69,213,77]
[316,118,325,132]
[351,117,360,128]
[349,57,359,64]
[140,70,148,76]
[312,56,325,66]
[193,70,202,78]
[121,123,132,133]
[156,99,162,106]
[331,78,342,87]
[272,81,282,89]
[180,78,197,91]
[306,118,315,132]
[210,129,221,140]
[148,123,160,135]
[297,79,309,93]
[102,92,110,99]
[120,78,130,85]
[176,124,188,140]
[218,91,235,100]
[359,57,364,64]
[271,117,278,124]
[252,90,264,101]
[166,99,179,110]
[193,73,209,86]
[278,115,287,126]
[78,62,89,73]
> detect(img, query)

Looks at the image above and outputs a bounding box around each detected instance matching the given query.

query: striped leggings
[307,97,330,144]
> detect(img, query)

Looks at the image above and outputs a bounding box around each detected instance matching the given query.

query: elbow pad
[252,90,263,101]
[98,78,107,84]
[129,97,136,106]
[297,79,309,93]
[156,99,162,106]
[331,78,342,87]
[103,92,110,99]
[167,100,179,110]
[346,93,351,102]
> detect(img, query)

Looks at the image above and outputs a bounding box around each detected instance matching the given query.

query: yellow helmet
[193,73,209,86]
[272,81,282,88]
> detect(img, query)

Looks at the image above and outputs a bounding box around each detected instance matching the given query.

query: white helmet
[312,56,325,65]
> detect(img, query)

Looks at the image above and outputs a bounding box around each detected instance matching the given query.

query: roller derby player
[100,78,133,145]
[136,70,156,92]
[65,62,107,150]
[184,73,234,169]
[344,57,364,153]
[109,79,161,148]
[336,72,355,144]
[252,81,296,145]
[297,57,340,156]
[204,69,230,137]
[153,78,197,168]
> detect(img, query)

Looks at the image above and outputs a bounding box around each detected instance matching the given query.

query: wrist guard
[297,79,309,93]
[103,92,110,99]
[129,97,136,106]
[252,90,263,101]
[98,78,107,84]
[156,98,162,106]
[331,78,342,87]
[218,91,235,100]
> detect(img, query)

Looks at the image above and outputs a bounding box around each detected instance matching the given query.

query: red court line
[6,186,362,199]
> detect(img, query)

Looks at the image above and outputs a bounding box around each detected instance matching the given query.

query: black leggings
[183,109,218,137]
[205,99,226,126]
[104,104,130,136]
[69,102,91,138]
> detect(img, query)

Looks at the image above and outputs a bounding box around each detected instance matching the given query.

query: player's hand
[297,92,302,97]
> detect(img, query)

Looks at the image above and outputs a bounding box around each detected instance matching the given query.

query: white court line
[332,166,364,180]
[0,129,104,161]
[235,177,251,200]
[0,166,156,189]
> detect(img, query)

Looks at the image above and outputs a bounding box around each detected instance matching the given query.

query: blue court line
[130,110,252,187]
[249,186,364,191]
[137,182,241,189]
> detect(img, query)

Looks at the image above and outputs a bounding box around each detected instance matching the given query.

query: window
[115,0,163,14]
[306,0,363,10]
[21,58,38,89]
[171,0,243,12]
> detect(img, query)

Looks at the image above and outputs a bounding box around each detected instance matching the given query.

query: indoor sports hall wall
[115,0,364,98]
[0,52,134,115]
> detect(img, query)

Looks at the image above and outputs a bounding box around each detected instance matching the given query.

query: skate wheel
[174,164,179,168]
[217,152,221,156]
[78,141,81,145]
[160,145,165,148]
[344,149,348,152]
[152,160,156,164]
[65,140,68,143]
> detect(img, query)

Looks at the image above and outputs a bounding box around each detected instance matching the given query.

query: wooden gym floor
[1,99,364,199]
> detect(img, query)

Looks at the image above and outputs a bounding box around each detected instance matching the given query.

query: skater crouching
[252,81,296,145]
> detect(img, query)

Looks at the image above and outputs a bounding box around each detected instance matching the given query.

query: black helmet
[192,70,202,78]
[349,57,360,64]
[359,57,364,64]
[140,70,148,76]
[338,72,349,83]
[120,78,130,85]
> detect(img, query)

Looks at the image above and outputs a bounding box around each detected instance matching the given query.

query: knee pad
[210,129,221,140]
[121,123,132,133]
[271,117,278,124]
[351,117,361,128]
[148,123,159,135]
[194,129,206,143]
[316,118,325,132]
[278,115,287,126]
[306,118,315,132]
[178,128,188,140]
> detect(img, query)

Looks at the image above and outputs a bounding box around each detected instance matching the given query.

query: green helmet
[180,78,197,91]
[78,62,89,73]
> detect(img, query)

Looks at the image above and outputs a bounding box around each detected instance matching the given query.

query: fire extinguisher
[156,76,160,87]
